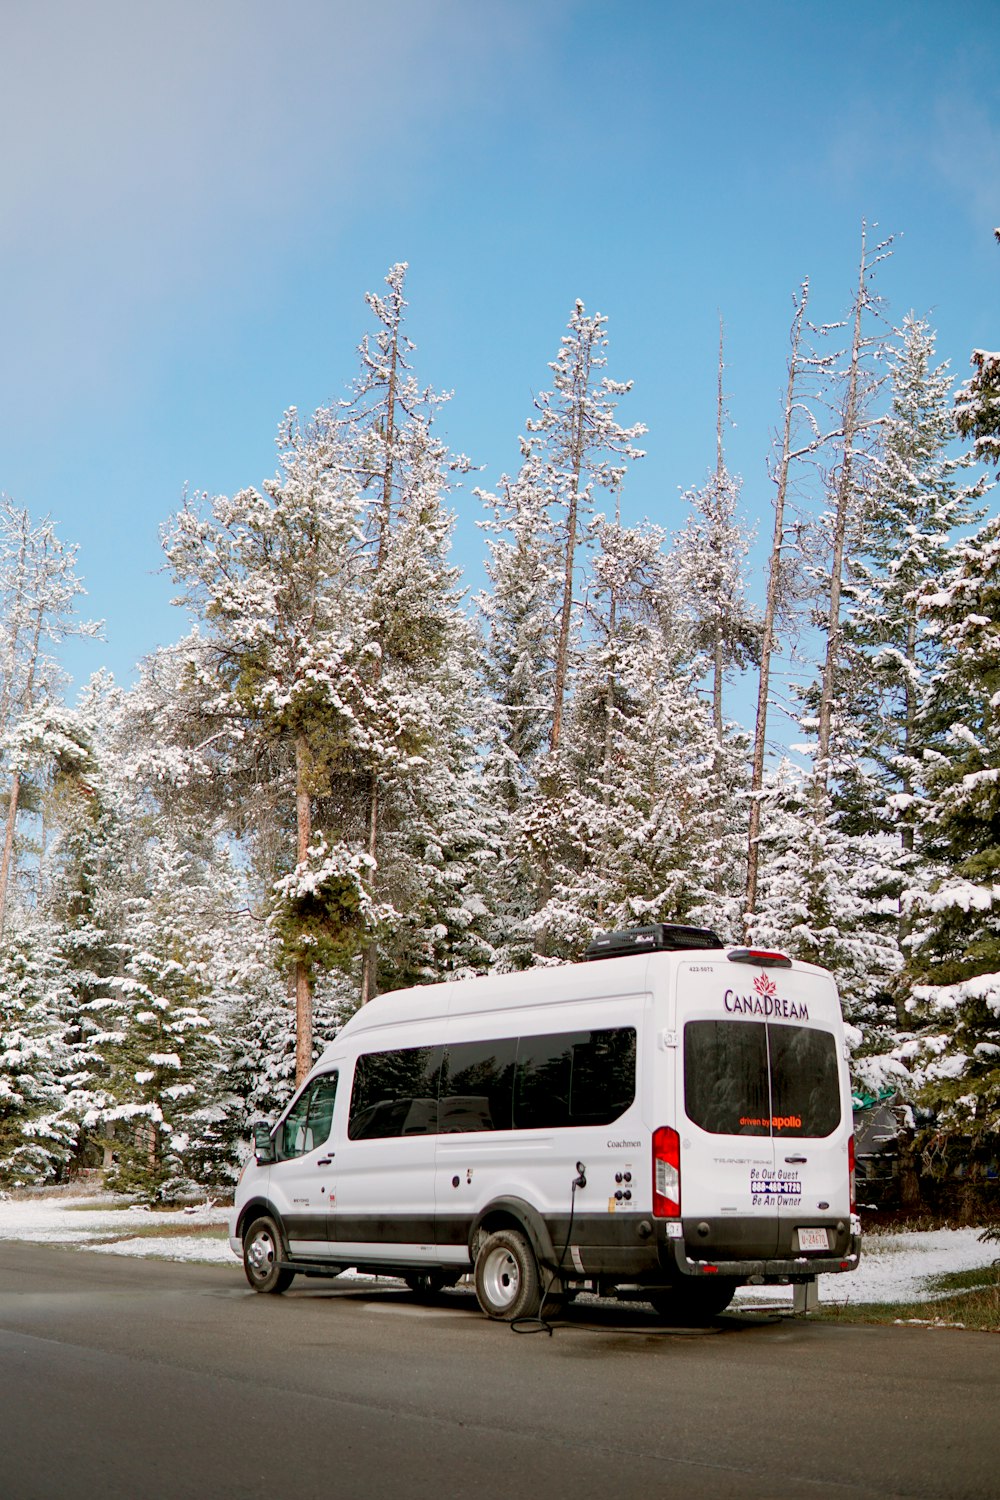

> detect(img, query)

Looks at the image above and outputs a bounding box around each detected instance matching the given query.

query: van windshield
[684,1021,841,1138]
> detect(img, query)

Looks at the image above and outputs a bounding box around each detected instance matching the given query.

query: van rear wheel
[474,1229,541,1320]
[649,1278,737,1324]
[242,1214,295,1294]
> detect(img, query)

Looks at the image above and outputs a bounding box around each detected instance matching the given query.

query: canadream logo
[724,975,809,1020]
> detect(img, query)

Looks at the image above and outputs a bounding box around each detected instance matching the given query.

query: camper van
[230,925,861,1322]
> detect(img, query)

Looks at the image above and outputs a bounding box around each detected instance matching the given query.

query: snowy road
[0,1239,997,1500]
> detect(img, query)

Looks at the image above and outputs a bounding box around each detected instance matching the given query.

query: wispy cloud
[0,0,552,418]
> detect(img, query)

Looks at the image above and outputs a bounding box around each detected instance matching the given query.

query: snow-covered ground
[0,1194,234,1263]
[732,1227,997,1308]
[0,1193,995,1306]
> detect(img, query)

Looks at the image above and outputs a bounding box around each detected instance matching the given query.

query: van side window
[346,1028,637,1139]
[348,1046,443,1140]
[514,1029,637,1130]
[441,1038,517,1132]
[275,1071,339,1161]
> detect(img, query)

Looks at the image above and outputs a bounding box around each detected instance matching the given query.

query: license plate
[797,1227,830,1251]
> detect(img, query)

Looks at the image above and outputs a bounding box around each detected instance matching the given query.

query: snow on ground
[0,1194,234,1262]
[88,1234,237,1263]
[733,1228,998,1308]
[0,1193,995,1302]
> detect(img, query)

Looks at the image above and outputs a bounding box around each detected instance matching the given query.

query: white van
[230,925,861,1322]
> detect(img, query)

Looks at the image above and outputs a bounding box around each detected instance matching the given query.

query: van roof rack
[584,923,723,961]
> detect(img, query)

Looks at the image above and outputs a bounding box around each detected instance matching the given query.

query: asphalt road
[0,1242,995,1500]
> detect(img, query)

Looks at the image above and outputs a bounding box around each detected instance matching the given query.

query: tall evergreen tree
[904,515,1000,1146]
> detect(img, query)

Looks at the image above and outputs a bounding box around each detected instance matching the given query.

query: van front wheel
[474,1229,541,1320]
[243,1214,295,1294]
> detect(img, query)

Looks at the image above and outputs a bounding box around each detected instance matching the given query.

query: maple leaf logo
[753,974,777,997]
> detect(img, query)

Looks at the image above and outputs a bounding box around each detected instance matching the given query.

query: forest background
[1,3,999,1205]
[2,242,999,1203]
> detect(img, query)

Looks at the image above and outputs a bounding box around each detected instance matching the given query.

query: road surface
[0,1241,995,1500]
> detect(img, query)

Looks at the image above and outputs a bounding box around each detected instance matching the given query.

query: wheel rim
[246,1226,276,1281]
[481,1246,519,1311]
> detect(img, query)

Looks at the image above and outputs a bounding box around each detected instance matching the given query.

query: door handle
[316,1155,335,1166]
[784,1155,807,1164]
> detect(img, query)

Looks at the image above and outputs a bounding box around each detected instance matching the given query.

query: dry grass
[816,1263,1000,1333]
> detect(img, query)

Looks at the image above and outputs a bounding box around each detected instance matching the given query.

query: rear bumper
[665,1232,862,1282]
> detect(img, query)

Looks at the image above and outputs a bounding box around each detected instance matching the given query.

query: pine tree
[746,282,832,921]
[904,515,1000,1147]
[85,829,238,1198]
[0,500,101,935]
[0,918,78,1186]
[162,267,481,1078]
[812,224,894,790]
[523,301,646,753]
[523,517,722,954]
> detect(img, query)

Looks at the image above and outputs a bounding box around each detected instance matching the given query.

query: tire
[404,1271,455,1299]
[649,1277,738,1324]
[474,1229,542,1320]
[242,1214,295,1294]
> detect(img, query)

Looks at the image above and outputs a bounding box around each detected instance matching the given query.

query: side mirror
[253,1120,277,1165]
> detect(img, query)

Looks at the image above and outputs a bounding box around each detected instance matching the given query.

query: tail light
[848,1133,856,1213]
[652,1125,681,1217]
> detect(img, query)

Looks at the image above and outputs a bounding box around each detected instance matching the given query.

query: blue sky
[2,0,998,730]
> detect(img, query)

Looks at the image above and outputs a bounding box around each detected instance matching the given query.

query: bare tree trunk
[0,767,21,938]
[550,329,594,754]
[359,773,379,1005]
[550,468,582,753]
[0,506,31,740]
[359,296,402,1005]
[816,226,869,785]
[0,593,44,938]
[746,287,810,925]
[294,733,313,1086]
[712,315,727,745]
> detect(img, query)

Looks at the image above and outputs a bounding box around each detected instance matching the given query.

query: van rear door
[679,999,779,1258]
[766,1008,851,1252]
[675,959,847,1261]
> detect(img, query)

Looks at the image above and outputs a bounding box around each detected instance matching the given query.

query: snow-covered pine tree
[475,452,563,967]
[524,301,647,754]
[162,404,384,1081]
[477,449,562,812]
[0,500,101,935]
[760,232,902,1062]
[335,278,486,999]
[668,324,760,920]
[748,757,906,1095]
[0,917,78,1185]
[162,267,484,1076]
[903,514,1000,1151]
[84,827,241,1198]
[670,321,761,744]
[955,228,1000,472]
[746,282,832,921]
[811,224,894,791]
[479,303,645,953]
[523,515,723,955]
[837,316,988,1028]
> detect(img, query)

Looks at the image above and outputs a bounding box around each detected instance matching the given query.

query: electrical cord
[510,1163,585,1336]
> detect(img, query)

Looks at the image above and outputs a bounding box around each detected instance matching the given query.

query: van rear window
[684,1021,840,1138]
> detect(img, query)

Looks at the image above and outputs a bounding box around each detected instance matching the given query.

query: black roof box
[584,923,723,962]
